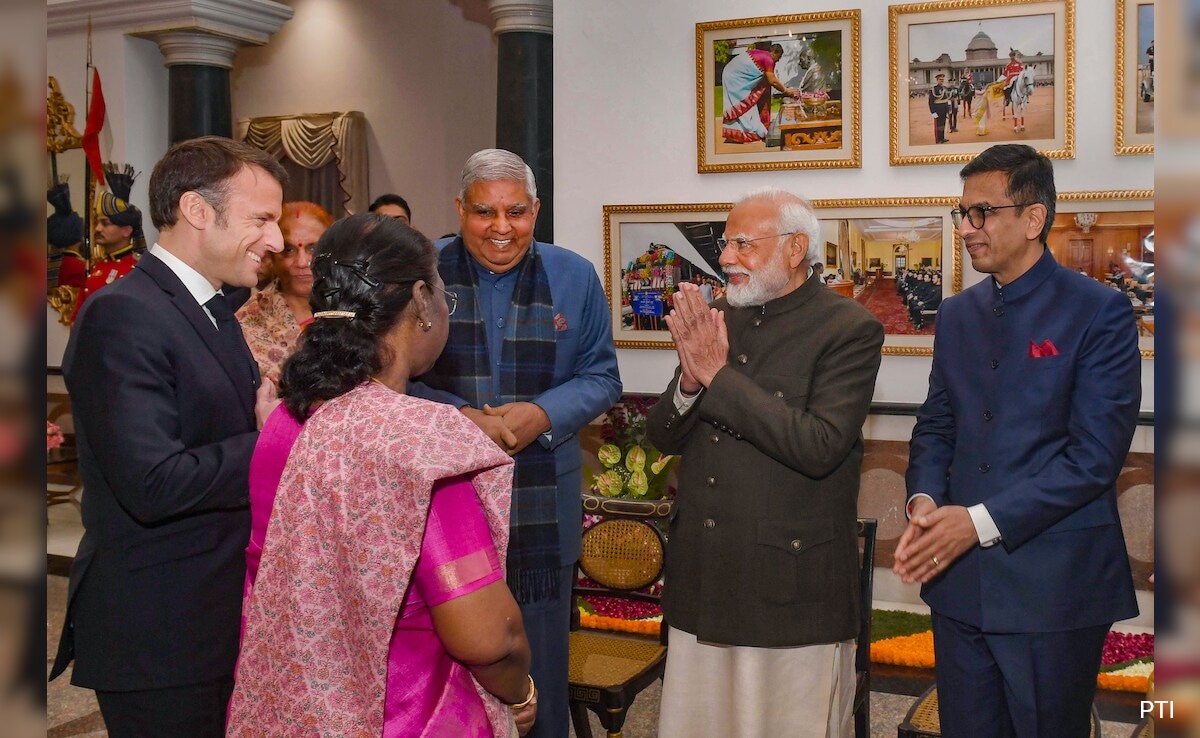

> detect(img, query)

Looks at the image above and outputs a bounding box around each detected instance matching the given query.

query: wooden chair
[567,493,673,738]
[855,518,878,738]
[897,685,1103,738]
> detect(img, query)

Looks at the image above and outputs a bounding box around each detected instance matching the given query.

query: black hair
[278,213,436,420]
[368,193,412,221]
[959,144,1056,244]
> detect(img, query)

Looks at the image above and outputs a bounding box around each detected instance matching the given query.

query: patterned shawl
[227,383,515,737]
[419,238,560,604]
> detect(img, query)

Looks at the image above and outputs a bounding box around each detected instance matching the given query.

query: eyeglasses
[428,282,458,316]
[716,231,797,254]
[950,203,1035,230]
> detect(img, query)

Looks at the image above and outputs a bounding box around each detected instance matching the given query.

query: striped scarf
[421,238,560,603]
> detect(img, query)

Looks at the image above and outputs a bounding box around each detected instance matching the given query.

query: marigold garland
[871,629,1153,693]
[869,631,936,669]
[578,611,661,637]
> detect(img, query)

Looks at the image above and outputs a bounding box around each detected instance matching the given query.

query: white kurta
[657,627,856,737]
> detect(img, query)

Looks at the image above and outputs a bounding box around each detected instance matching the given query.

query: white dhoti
[657,626,855,738]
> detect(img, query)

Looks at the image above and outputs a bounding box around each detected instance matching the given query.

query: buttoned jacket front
[648,276,883,647]
[907,248,1141,632]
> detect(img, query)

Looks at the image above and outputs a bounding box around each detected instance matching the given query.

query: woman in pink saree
[228,214,537,737]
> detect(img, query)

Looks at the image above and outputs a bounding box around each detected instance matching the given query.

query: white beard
[724,250,793,308]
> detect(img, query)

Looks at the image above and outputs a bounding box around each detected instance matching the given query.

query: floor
[46,502,1139,738]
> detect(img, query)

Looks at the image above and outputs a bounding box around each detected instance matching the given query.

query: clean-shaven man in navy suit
[895,144,1141,737]
[50,137,286,737]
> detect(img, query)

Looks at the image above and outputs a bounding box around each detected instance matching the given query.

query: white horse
[1005,67,1036,132]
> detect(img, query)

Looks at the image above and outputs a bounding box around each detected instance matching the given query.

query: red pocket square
[1028,338,1059,358]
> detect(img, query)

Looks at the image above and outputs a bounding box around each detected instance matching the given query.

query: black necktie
[204,293,255,387]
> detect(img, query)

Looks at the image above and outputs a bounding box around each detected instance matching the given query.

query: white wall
[554,0,1155,410]
[230,0,498,238]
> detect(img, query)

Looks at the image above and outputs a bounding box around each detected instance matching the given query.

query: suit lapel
[135,254,257,420]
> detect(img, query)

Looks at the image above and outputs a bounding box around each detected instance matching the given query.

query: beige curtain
[235,111,367,216]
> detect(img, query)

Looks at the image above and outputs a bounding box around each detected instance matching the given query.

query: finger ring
[931,555,940,567]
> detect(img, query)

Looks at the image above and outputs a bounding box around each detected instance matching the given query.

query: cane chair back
[568,494,673,738]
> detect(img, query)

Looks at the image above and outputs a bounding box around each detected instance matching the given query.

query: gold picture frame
[1044,190,1154,358]
[1115,0,1154,155]
[812,197,959,357]
[888,0,1075,166]
[604,203,732,350]
[696,11,862,173]
[603,199,959,356]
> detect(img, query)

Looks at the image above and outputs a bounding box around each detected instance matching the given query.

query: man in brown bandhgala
[648,186,883,736]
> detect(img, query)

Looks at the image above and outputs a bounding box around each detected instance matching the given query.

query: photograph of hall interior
[44,0,1156,736]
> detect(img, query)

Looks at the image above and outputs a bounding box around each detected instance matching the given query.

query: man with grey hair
[412,148,622,738]
[647,187,883,736]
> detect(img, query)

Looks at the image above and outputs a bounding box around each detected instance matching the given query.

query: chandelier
[1073,212,1098,233]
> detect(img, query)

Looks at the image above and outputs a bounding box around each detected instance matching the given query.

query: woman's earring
[421,320,433,331]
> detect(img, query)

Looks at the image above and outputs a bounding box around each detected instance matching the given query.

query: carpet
[854,278,935,336]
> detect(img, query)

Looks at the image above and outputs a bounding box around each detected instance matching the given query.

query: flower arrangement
[47,421,65,451]
[868,610,1153,693]
[590,396,677,499]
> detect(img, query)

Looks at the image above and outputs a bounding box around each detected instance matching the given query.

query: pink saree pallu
[228,383,515,737]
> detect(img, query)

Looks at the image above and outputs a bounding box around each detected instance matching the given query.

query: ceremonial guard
[928,73,952,144]
[71,163,145,324]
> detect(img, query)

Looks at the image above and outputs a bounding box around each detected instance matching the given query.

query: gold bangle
[508,675,536,711]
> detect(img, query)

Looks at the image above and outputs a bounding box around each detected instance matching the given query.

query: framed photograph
[1051,191,1154,358]
[888,0,1075,166]
[603,199,959,355]
[604,203,733,349]
[1115,0,1154,154]
[696,11,862,173]
[811,198,958,356]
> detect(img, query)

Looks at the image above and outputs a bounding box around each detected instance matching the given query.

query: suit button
[979,462,990,473]
[992,306,1004,316]
[752,318,763,327]
[703,518,716,529]
[773,390,784,398]
[706,476,716,486]
[790,539,802,551]
[991,359,1000,369]
[711,434,719,443]
[983,410,993,421]
[736,354,748,364]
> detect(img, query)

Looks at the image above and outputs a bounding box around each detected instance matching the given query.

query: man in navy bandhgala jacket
[895,144,1141,737]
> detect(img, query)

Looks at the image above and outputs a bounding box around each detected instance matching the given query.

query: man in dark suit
[648,187,883,735]
[49,136,287,736]
[929,72,952,143]
[895,144,1141,737]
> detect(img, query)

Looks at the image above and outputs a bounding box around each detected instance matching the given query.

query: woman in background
[236,200,333,384]
[721,43,799,144]
[229,214,537,737]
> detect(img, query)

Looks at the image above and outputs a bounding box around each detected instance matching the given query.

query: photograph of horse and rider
[905,13,1056,147]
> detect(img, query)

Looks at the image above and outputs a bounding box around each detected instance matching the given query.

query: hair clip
[331,258,380,288]
[313,310,356,319]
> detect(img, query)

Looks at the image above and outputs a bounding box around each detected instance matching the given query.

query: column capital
[48,0,293,46]
[140,31,244,68]
[487,0,552,36]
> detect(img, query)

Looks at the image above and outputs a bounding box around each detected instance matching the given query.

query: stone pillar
[488,0,554,242]
[129,0,293,143]
[152,32,240,142]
